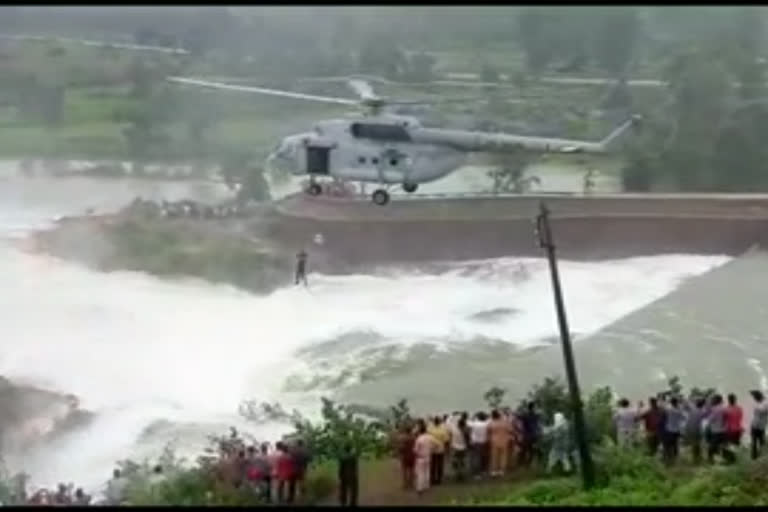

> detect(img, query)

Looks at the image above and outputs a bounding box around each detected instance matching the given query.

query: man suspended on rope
[583,169,596,194]
[295,249,308,286]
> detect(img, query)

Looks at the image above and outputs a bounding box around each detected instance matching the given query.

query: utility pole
[535,201,595,490]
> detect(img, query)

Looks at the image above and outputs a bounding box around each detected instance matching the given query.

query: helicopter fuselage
[266,115,467,188]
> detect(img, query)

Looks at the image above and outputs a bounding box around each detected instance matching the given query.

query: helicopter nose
[266,150,300,176]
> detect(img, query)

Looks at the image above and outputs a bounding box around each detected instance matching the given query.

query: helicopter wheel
[371,189,390,206]
[402,182,418,193]
[306,183,322,196]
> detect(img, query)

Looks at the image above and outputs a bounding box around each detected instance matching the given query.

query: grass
[451,443,768,506]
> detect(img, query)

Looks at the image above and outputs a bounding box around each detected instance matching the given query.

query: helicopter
[167,76,641,206]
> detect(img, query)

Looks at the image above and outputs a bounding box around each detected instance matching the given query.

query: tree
[590,8,641,76]
[601,78,633,111]
[484,386,507,409]
[292,398,388,462]
[518,8,559,74]
[116,90,176,172]
[519,376,616,445]
[661,50,732,190]
[517,7,601,75]
[720,8,767,100]
[357,35,407,79]
[486,150,538,194]
[711,102,768,191]
[519,377,571,424]
[237,166,271,202]
[219,152,271,202]
[621,155,655,192]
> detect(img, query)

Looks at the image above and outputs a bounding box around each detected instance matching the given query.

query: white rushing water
[0,176,729,494]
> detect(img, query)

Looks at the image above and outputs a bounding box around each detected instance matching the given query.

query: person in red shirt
[275,442,296,504]
[725,393,744,450]
[640,397,666,457]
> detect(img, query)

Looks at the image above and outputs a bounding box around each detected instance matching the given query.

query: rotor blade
[386,96,525,107]
[167,77,360,106]
[299,74,394,85]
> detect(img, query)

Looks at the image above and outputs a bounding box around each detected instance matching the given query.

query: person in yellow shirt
[427,416,451,485]
[488,409,513,477]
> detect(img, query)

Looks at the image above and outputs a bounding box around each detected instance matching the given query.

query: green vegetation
[456,444,768,506]
[105,219,289,293]
[113,434,336,506]
[3,7,768,191]
[116,397,389,506]
[451,375,763,506]
[3,374,764,505]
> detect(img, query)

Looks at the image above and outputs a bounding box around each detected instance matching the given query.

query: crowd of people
[390,402,572,497]
[24,484,92,506]
[613,389,768,465]
[201,434,314,506]
[11,431,314,507]
[389,388,768,498]
[126,197,256,220]
[11,388,768,506]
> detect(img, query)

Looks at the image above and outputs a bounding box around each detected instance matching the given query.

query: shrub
[124,468,259,506]
[520,377,616,445]
[302,461,336,504]
[293,398,389,463]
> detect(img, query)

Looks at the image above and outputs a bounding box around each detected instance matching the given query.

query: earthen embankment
[265,193,768,264]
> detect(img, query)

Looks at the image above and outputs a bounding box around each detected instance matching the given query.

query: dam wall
[266,193,768,265]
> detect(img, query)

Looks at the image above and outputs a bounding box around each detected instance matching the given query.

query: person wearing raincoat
[546,412,574,474]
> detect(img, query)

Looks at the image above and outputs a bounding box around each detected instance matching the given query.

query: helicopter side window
[358,156,366,164]
[350,123,411,142]
[390,158,398,166]
[372,157,379,165]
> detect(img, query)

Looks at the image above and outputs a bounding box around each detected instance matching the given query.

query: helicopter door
[306,146,331,176]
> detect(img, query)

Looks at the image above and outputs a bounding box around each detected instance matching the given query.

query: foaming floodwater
[0,176,730,493]
[0,247,729,492]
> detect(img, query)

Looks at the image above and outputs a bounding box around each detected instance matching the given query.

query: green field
[0,39,635,166]
[0,40,352,161]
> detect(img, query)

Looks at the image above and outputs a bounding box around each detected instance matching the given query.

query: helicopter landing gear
[306,182,322,196]
[402,182,418,193]
[371,189,390,206]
